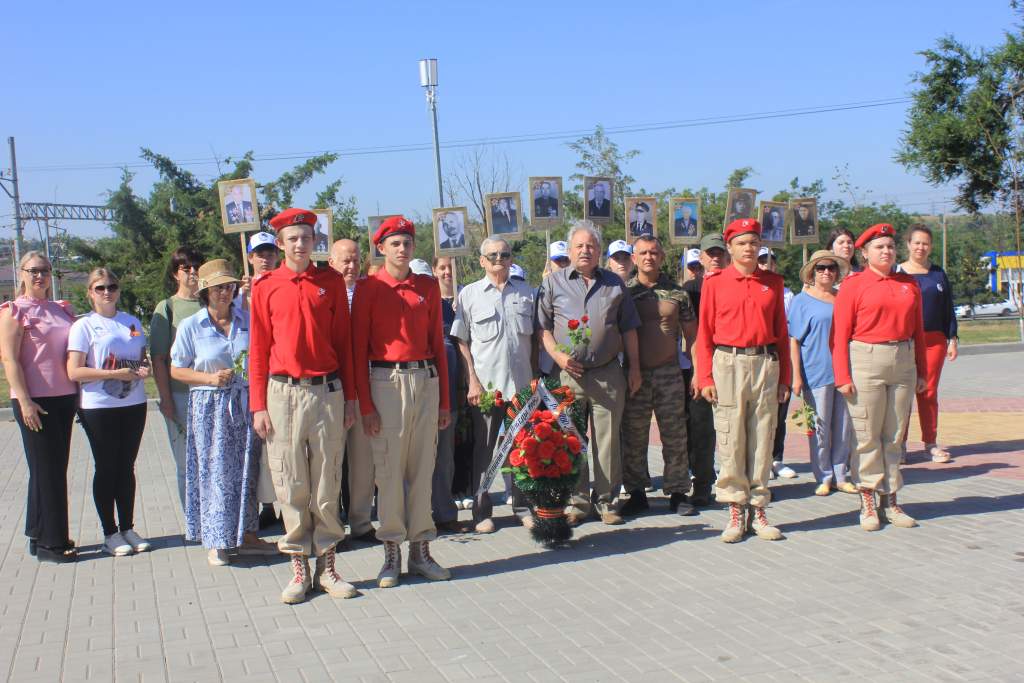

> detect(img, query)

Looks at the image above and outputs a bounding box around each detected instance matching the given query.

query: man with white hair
[537,221,642,526]
[452,238,536,532]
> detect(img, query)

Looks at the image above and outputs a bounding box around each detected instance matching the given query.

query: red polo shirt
[249,263,356,413]
[351,268,450,416]
[695,264,792,389]
[831,268,927,387]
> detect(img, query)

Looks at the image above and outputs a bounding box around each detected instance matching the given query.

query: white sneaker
[122,529,151,553]
[103,533,133,556]
[773,463,798,479]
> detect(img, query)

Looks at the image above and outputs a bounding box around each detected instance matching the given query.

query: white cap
[685,248,701,266]
[548,241,569,260]
[758,246,775,259]
[409,259,433,276]
[509,264,526,280]
[248,232,277,253]
[607,240,632,257]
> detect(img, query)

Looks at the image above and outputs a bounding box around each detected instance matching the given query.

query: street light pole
[419,58,444,208]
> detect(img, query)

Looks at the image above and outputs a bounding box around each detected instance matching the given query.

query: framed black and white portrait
[669,196,702,245]
[433,206,471,256]
[485,192,523,239]
[583,176,614,224]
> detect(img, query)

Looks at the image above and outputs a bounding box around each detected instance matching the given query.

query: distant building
[984,250,1024,300]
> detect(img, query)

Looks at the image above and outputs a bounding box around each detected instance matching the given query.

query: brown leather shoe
[435,520,474,535]
[600,510,624,525]
[565,511,586,527]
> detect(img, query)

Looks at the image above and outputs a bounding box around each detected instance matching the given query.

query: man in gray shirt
[451,238,536,534]
[537,220,642,526]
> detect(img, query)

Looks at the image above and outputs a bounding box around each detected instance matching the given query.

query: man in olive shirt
[620,235,699,517]
[537,220,642,526]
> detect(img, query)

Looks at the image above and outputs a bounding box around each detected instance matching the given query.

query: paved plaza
[1,350,1023,682]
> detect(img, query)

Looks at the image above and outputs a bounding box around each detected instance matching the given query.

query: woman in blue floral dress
[170,259,277,566]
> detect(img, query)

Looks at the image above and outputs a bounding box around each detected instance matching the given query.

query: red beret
[724,218,761,244]
[268,208,317,232]
[372,215,415,246]
[854,223,896,249]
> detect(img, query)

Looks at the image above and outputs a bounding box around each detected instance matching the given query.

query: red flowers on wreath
[504,405,581,482]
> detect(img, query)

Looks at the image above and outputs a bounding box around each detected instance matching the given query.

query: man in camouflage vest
[619,235,699,517]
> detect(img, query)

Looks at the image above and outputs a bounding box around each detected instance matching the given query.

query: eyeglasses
[93,284,120,293]
[23,267,51,276]
[178,264,200,272]
[484,251,512,263]
[814,264,838,273]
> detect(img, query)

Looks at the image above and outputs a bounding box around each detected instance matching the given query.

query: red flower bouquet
[500,377,587,546]
[557,315,591,357]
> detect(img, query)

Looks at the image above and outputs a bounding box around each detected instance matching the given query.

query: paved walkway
[1,351,1023,682]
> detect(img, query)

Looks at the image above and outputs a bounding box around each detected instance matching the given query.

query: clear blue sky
[3,0,1014,238]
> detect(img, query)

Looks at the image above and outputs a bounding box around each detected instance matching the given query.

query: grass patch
[957,318,1022,346]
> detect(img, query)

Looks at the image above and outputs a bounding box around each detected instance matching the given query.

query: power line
[19,97,910,174]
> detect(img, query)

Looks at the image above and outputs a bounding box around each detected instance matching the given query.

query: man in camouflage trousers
[619,235,699,517]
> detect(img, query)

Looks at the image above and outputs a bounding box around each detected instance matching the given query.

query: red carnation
[566,435,582,454]
[494,390,502,399]
[541,463,562,478]
[581,315,589,324]
[568,319,580,330]
[540,410,554,422]
[554,449,571,472]
[534,422,553,440]
[539,440,556,458]
[522,438,539,455]
[514,430,527,445]
[495,398,504,408]
[509,450,525,467]
[527,461,543,478]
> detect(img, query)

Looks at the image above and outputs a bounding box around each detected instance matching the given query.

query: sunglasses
[484,251,512,263]
[23,267,51,277]
[93,284,120,293]
[814,264,838,273]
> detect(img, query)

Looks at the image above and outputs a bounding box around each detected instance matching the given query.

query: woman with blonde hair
[67,267,152,556]
[0,252,79,562]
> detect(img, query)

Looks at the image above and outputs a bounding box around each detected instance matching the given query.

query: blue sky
[3,0,1013,238]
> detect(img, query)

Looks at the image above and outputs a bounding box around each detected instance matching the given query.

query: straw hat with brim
[196,259,241,292]
[800,250,850,285]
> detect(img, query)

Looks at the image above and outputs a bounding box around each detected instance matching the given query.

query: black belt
[270,371,338,386]
[716,344,777,356]
[370,359,435,370]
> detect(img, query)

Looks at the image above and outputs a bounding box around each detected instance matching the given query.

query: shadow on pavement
[903,461,1015,484]
[441,522,718,582]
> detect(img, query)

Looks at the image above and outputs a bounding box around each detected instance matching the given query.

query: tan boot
[747,506,783,541]
[408,540,451,581]
[883,492,918,528]
[314,548,357,599]
[859,489,880,532]
[721,503,744,543]
[280,554,311,605]
[377,541,401,589]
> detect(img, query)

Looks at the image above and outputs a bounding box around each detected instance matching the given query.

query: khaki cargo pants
[845,340,916,494]
[711,348,779,508]
[265,377,347,556]
[370,365,439,544]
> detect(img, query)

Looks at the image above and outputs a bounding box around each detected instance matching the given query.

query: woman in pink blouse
[0,252,79,563]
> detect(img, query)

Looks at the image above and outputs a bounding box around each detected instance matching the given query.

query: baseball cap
[247,232,277,253]
[700,233,726,252]
[548,241,569,261]
[509,264,526,280]
[758,246,776,260]
[607,240,632,257]
[409,259,433,276]
[684,248,701,267]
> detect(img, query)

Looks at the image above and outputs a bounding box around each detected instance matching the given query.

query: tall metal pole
[429,89,444,208]
[941,212,947,271]
[42,219,53,298]
[8,137,23,269]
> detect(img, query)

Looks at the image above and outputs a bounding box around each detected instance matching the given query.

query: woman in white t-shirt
[67,268,152,557]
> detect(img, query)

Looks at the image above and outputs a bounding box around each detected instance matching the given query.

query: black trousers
[13,394,77,549]
[78,403,147,537]
[683,368,716,497]
[773,395,791,462]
